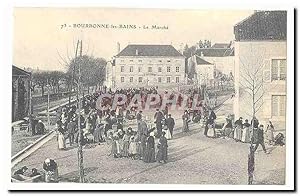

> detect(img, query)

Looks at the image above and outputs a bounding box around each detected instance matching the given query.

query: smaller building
[188,55,215,86]
[12,65,32,122]
[194,44,235,75]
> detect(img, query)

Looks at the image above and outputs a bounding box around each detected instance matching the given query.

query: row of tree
[32,55,106,96]
[183,39,212,58]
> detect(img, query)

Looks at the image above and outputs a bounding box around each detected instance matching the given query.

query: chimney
[117,42,120,53]
[200,51,204,57]
[135,49,138,55]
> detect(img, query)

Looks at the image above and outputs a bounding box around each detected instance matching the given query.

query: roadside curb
[11,130,55,167]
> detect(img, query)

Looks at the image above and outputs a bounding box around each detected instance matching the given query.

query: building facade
[195,44,235,75]
[233,11,287,129]
[188,55,215,86]
[106,44,186,89]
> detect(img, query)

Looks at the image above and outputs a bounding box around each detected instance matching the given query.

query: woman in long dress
[57,122,66,150]
[93,123,104,143]
[266,121,275,145]
[128,133,137,159]
[241,119,251,143]
[162,119,172,140]
[156,132,168,163]
[222,117,233,138]
[122,131,130,157]
[143,132,156,163]
[111,133,121,158]
[234,117,243,142]
[206,124,215,138]
[182,111,190,132]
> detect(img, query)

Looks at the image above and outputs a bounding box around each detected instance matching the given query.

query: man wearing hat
[67,117,77,146]
[166,114,175,138]
[253,125,269,154]
[35,120,45,135]
[43,158,58,182]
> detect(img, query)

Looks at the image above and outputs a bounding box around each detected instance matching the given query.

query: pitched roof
[234,11,287,41]
[211,43,230,48]
[12,65,31,77]
[116,44,184,57]
[195,47,234,57]
[195,55,213,65]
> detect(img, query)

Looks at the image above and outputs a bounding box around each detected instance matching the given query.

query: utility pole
[28,73,32,116]
[69,41,79,106]
[77,40,84,183]
[46,79,50,130]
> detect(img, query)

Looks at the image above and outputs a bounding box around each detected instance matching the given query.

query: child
[111,133,121,158]
[128,132,137,159]
[122,130,131,158]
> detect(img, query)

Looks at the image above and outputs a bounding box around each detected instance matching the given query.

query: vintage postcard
[10,7,294,190]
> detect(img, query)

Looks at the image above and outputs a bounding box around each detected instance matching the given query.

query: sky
[13,8,253,71]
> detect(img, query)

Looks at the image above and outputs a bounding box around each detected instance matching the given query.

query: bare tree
[238,46,266,185]
[239,55,265,120]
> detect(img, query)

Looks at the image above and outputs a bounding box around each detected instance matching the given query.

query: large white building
[233,11,287,129]
[105,44,186,89]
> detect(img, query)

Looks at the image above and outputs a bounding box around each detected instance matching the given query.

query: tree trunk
[41,86,45,96]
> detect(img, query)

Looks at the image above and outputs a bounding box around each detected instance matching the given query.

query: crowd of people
[195,110,286,153]
[12,85,286,183]
[51,87,177,165]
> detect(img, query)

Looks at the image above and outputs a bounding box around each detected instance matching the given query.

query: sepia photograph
[7,5,295,191]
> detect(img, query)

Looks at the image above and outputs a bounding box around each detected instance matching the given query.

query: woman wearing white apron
[207,124,215,138]
[56,121,66,150]
[242,119,250,143]
[241,119,251,143]
[162,119,172,140]
[234,117,243,142]
[266,121,275,145]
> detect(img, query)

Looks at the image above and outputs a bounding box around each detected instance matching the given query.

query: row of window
[120,59,179,63]
[120,76,180,83]
[121,66,180,73]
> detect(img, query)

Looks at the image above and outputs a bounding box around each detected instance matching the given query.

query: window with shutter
[280,59,286,80]
[272,95,286,117]
[271,59,286,81]
[167,77,171,83]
